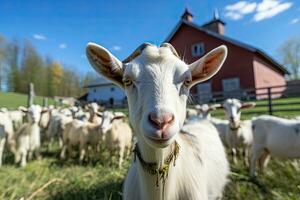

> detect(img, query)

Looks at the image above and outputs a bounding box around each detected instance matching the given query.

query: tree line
[0,35,97,97]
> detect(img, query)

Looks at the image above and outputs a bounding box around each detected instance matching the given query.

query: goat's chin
[143,134,176,149]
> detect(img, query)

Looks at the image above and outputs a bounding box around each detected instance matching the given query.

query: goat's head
[195,103,221,119]
[21,105,46,124]
[97,111,125,134]
[87,42,227,148]
[222,99,255,128]
[88,103,99,115]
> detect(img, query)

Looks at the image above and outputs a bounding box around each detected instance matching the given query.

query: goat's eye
[123,79,133,87]
[183,78,192,86]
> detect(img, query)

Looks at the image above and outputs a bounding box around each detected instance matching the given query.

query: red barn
[164,9,289,102]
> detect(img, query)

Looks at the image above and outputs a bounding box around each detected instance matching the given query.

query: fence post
[27,83,35,107]
[43,97,48,107]
[267,87,272,115]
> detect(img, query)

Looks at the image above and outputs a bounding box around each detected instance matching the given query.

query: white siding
[87,85,126,105]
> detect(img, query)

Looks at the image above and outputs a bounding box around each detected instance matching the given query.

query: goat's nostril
[148,113,174,129]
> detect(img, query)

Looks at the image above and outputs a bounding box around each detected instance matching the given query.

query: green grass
[1,143,300,200]
[0,92,55,109]
[0,144,128,200]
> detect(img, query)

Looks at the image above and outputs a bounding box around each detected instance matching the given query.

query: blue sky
[0,0,299,74]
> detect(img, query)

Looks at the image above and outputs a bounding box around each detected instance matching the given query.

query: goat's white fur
[86,42,229,200]
[221,99,255,164]
[250,115,300,177]
[14,105,44,167]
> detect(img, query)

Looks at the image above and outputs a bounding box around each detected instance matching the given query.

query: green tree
[45,60,64,97]
[20,41,46,95]
[6,39,21,92]
[278,36,300,80]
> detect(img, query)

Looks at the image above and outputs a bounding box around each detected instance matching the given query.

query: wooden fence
[190,83,300,116]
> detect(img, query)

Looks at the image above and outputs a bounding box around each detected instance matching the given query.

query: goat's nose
[148,112,174,130]
[230,116,234,122]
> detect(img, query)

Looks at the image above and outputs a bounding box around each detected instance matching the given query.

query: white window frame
[191,42,205,57]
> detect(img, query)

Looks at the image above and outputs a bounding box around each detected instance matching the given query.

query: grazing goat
[14,105,46,167]
[219,99,255,165]
[86,42,229,200]
[250,115,300,177]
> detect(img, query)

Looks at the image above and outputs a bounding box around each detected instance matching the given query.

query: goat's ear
[41,109,48,114]
[188,45,227,87]
[86,43,124,88]
[113,112,126,120]
[241,102,255,109]
[19,106,28,113]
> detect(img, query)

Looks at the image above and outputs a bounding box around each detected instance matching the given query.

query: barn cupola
[202,9,226,35]
[181,8,193,22]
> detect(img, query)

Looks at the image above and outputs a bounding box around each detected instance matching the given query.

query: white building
[85,76,126,107]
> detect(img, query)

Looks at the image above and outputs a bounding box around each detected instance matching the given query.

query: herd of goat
[0,99,299,178]
[0,103,133,167]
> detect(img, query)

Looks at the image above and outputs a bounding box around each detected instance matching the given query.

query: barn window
[110,87,115,91]
[222,78,240,92]
[93,89,97,93]
[191,43,205,57]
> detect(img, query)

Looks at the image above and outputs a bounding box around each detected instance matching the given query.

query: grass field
[0,92,55,109]
[0,92,300,199]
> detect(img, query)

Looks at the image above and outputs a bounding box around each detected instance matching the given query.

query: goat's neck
[136,136,180,200]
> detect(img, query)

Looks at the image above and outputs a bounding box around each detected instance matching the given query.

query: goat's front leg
[79,145,87,165]
[243,147,249,167]
[21,150,27,167]
[231,148,237,164]
[0,138,6,166]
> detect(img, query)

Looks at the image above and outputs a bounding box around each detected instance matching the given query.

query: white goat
[60,119,86,161]
[98,111,132,167]
[250,115,300,177]
[86,42,229,200]
[46,108,73,149]
[87,102,102,124]
[220,98,255,165]
[0,111,14,166]
[8,107,25,130]
[14,105,46,167]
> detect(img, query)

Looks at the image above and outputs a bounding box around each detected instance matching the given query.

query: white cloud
[226,1,257,14]
[225,1,257,20]
[224,0,293,22]
[225,12,243,20]
[290,18,299,24]
[111,45,122,51]
[256,0,280,12]
[59,43,67,49]
[33,34,46,40]
[253,1,293,22]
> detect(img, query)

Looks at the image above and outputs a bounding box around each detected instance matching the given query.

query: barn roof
[164,19,289,75]
[84,76,114,88]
